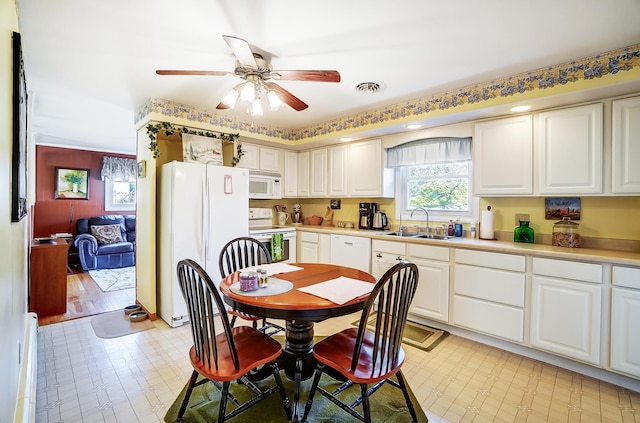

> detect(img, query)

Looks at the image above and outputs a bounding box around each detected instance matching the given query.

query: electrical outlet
[515,213,530,225]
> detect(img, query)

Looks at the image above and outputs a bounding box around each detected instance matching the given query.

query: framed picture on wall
[11,32,28,222]
[55,168,90,200]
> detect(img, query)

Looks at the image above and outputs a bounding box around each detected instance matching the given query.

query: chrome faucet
[410,207,430,236]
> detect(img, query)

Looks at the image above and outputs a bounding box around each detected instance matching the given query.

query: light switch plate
[515,213,530,225]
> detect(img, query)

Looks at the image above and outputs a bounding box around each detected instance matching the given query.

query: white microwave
[249,171,282,199]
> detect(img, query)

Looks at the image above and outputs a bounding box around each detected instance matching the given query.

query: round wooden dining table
[219,263,376,422]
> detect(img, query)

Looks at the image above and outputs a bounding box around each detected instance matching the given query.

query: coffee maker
[359,202,378,229]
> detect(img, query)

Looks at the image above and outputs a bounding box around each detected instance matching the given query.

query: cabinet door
[328,145,349,196]
[530,276,602,365]
[473,115,533,195]
[610,287,640,378]
[299,242,319,263]
[259,147,279,172]
[238,143,259,169]
[310,149,328,197]
[283,151,298,197]
[538,103,603,194]
[371,251,403,280]
[612,96,640,193]
[409,258,449,322]
[318,234,331,264]
[349,139,383,196]
[297,151,310,197]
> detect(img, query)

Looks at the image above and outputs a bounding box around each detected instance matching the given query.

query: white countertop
[292,224,640,266]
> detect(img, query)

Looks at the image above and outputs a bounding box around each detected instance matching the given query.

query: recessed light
[406,124,422,130]
[339,137,352,142]
[510,105,531,112]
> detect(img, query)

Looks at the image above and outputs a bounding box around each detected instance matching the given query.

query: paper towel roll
[480,209,494,239]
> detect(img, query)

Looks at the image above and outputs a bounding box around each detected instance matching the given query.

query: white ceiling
[16,0,640,154]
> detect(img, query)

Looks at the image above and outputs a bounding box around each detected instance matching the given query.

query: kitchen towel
[480,207,495,239]
[270,233,284,261]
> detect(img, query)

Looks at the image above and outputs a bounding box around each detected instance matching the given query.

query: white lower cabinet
[297,231,330,263]
[610,266,640,378]
[453,249,526,342]
[371,240,406,280]
[530,258,603,365]
[407,244,450,322]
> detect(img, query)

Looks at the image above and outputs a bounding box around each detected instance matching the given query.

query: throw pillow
[90,224,123,245]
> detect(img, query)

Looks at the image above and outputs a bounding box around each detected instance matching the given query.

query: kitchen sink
[384,232,420,238]
[385,232,454,240]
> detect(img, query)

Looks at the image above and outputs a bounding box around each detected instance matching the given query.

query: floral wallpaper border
[135,43,640,142]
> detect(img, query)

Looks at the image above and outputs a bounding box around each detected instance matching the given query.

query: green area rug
[164,371,428,422]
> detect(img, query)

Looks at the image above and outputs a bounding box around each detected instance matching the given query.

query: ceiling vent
[355,82,382,94]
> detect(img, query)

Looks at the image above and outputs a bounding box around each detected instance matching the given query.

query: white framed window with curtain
[387,137,477,223]
[101,156,137,212]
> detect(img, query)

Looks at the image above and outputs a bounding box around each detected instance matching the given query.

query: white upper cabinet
[328,145,349,196]
[259,146,280,172]
[349,139,394,197]
[297,151,310,197]
[237,143,280,172]
[310,148,328,197]
[237,143,259,169]
[473,115,533,195]
[537,103,603,194]
[283,151,298,197]
[612,96,640,194]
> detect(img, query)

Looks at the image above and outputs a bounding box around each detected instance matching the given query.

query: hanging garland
[146,122,243,166]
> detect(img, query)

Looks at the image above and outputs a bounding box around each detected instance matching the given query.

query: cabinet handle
[396,256,402,261]
[344,242,353,246]
[376,253,382,258]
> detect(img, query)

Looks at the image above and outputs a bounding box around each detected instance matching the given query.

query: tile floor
[36,312,639,422]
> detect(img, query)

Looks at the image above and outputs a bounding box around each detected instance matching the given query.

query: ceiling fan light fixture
[251,99,264,116]
[221,87,240,108]
[240,80,256,102]
[267,90,282,111]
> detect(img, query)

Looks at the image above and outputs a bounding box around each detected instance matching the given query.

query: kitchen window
[387,137,476,222]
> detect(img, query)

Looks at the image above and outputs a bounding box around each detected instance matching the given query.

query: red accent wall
[33,145,136,238]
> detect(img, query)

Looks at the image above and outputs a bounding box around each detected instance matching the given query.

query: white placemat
[240,262,304,277]
[297,277,375,305]
[229,278,293,296]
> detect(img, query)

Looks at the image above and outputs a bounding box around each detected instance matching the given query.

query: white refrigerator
[158,161,249,327]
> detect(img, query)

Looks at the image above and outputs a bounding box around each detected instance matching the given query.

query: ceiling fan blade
[265,82,309,111]
[222,35,258,68]
[272,70,341,83]
[156,70,229,76]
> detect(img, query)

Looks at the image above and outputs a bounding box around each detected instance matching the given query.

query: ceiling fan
[156,35,341,114]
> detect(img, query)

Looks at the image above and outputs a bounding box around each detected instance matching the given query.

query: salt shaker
[258,268,269,288]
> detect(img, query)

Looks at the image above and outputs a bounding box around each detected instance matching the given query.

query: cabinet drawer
[453,295,524,342]
[613,266,640,290]
[299,231,319,243]
[455,248,525,272]
[407,244,449,262]
[533,257,602,284]
[372,239,406,255]
[454,264,525,307]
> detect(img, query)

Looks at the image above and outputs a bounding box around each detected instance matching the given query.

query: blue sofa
[74,215,136,271]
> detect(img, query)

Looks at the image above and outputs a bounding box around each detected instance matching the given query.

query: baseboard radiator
[15,312,38,423]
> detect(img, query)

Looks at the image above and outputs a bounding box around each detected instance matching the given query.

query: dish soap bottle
[514,220,534,243]
[454,217,463,237]
[447,220,455,237]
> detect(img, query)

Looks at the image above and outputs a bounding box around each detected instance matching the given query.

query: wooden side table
[30,238,68,316]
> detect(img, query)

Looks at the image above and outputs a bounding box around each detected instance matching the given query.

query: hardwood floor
[37,270,136,326]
